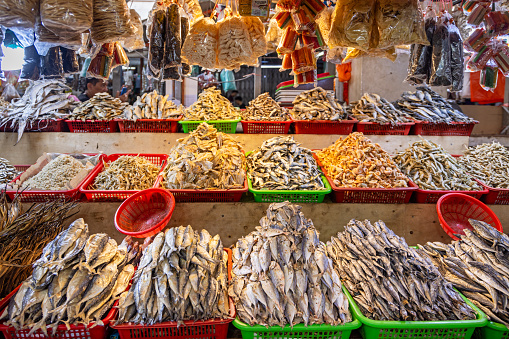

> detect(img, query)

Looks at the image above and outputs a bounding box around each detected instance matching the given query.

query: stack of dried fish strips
[329,219,476,321]
[230,201,352,327]
[247,136,325,190]
[393,139,482,191]
[92,156,161,191]
[21,155,85,191]
[458,142,509,189]
[183,87,239,121]
[395,86,477,123]
[316,132,409,188]
[163,122,245,189]
[418,219,509,327]
[123,91,183,121]
[70,93,128,121]
[0,193,77,299]
[0,157,19,185]
[242,93,289,121]
[0,218,140,335]
[290,87,347,121]
[347,93,414,124]
[116,225,230,325]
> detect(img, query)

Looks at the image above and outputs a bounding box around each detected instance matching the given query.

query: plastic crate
[343,286,487,339]
[474,321,509,339]
[412,121,477,136]
[478,180,509,205]
[117,118,181,133]
[66,120,118,133]
[179,118,240,133]
[247,175,331,203]
[80,154,168,202]
[14,165,30,173]
[25,119,68,132]
[414,186,488,204]
[355,122,414,135]
[241,120,292,134]
[292,117,357,134]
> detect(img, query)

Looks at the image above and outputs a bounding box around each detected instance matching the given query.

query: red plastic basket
[66,120,118,133]
[115,188,176,238]
[241,120,292,134]
[355,121,414,135]
[412,121,477,136]
[292,117,357,134]
[80,154,168,202]
[117,118,181,133]
[437,193,503,240]
[13,165,30,173]
[25,119,68,132]
[479,181,509,205]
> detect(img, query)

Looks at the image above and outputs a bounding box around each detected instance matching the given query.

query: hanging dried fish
[70,92,128,121]
[242,92,289,121]
[0,158,19,185]
[183,87,239,121]
[290,87,347,121]
[347,93,414,124]
[123,91,183,121]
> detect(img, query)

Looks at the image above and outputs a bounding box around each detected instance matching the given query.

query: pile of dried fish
[92,156,160,191]
[0,218,140,334]
[230,201,352,327]
[70,93,128,121]
[242,93,289,121]
[395,86,477,123]
[290,87,347,121]
[247,136,325,190]
[116,225,230,325]
[419,220,509,327]
[163,122,245,189]
[0,98,11,114]
[458,142,509,188]
[22,155,85,191]
[329,219,476,321]
[183,87,239,121]
[393,139,482,191]
[0,158,19,185]
[347,93,414,124]
[0,193,77,299]
[123,91,183,121]
[0,80,76,143]
[316,133,408,188]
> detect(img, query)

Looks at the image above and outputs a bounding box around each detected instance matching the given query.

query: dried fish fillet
[290,87,347,121]
[183,87,239,121]
[22,155,85,191]
[242,92,289,121]
[92,156,160,191]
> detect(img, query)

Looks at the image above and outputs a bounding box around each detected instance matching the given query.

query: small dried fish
[290,87,347,121]
[247,136,325,190]
[0,158,19,185]
[92,156,160,190]
[22,155,85,191]
[347,93,414,124]
[71,92,128,121]
[316,132,408,188]
[183,87,239,121]
[123,90,183,121]
[242,92,289,121]
[0,98,11,114]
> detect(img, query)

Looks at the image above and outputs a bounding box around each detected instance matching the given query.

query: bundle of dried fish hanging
[316,133,408,188]
[393,139,482,191]
[290,87,347,121]
[0,193,77,299]
[418,220,509,327]
[394,86,477,123]
[70,93,128,121]
[347,93,414,124]
[21,155,85,191]
[458,142,509,189]
[183,87,239,121]
[329,219,476,321]
[163,122,245,189]
[116,225,230,325]
[230,201,352,327]
[92,156,161,190]
[0,80,76,143]
[242,93,289,121]
[123,91,183,121]
[0,158,19,185]
[247,136,325,190]
[0,218,140,334]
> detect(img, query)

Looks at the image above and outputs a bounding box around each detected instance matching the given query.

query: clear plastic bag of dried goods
[265,18,283,53]
[182,0,204,25]
[112,42,129,71]
[123,9,145,52]
[449,20,464,91]
[91,0,134,44]
[0,0,38,29]
[216,14,254,69]
[40,0,93,38]
[429,13,452,87]
[163,66,181,81]
[40,46,64,79]
[61,47,79,75]
[493,43,509,75]
[86,43,115,79]
[326,47,345,64]
[406,8,435,85]
[35,15,81,55]
[19,45,41,80]
[316,6,333,46]
[342,46,397,62]
[182,17,218,69]
[165,4,182,67]
[148,2,166,77]
[1,84,19,101]
[467,43,494,71]
[181,15,191,76]
[480,63,499,91]
[291,46,315,74]
[242,16,267,61]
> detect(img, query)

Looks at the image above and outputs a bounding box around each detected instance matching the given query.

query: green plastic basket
[179,118,241,133]
[343,286,487,339]
[247,175,331,203]
[474,321,509,339]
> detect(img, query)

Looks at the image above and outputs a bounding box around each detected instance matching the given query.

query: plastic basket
[355,122,414,135]
[241,120,292,134]
[474,321,509,339]
[247,175,331,203]
[478,180,509,205]
[437,193,503,240]
[343,286,487,339]
[292,117,357,134]
[25,119,68,132]
[412,121,477,136]
[80,154,168,202]
[13,165,30,173]
[117,118,181,133]
[66,120,118,133]
[179,118,241,134]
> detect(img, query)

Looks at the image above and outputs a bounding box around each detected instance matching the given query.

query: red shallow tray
[117,117,181,133]
[355,121,414,135]
[241,120,292,134]
[66,120,118,133]
[292,117,357,135]
[412,121,477,136]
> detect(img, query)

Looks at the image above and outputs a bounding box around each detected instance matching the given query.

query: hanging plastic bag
[0,0,38,29]
[467,44,494,71]
[280,53,292,70]
[238,0,270,20]
[291,46,315,73]
[467,2,490,26]
[316,6,333,46]
[242,16,267,61]
[1,84,19,101]
[449,20,464,91]
[91,0,134,44]
[40,46,64,79]
[123,9,145,52]
[406,9,435,84]
[277,27,298,54]
[429,13,452,87]
[148,4,166,77]
[182,17,218,70]
[165,4,182,67]
[35,16,81,55]
[40,0,93,39]
[181,15,191,76]
[480,63,499,91]
[19,45,41,80]
[342,46,396,63]
[112,42,129,70]
[326,47,344,64]
[163,66,181,80]
[493,44,509,75]
[181,0,204,25]
[265,18,283,53]
[220,69,237,92]
[464,28,490,52]
[336,62,352,81]
[86,43,115,79]
[294,69,316,86]
[216,15,254,69]
[61,47,79,75]
[484,11,509,36]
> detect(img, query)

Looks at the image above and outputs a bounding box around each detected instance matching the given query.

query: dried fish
[347,93,414,124]
[317,132,409,188]
[290,87,347,121]
[242,93,289,121]
[331,219,476,321]
[22,155,85,191]
[123,90,183,121]
[247,136,325,190]
[0,98,11,114]
[163,123,245,189]
[92,156,160,191]
[70,92,128,121]
[0,158,19,185]
[230,201,352,327]
[393,139,482,191]
[183,87,239,121]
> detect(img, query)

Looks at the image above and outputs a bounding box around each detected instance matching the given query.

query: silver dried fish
[92,156,160,191]
[347,93,414,124]
[290,87,347,121]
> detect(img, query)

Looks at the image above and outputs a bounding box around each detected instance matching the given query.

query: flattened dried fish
[290,87,347,121]
[347,93,414,124]
[242,93,289,121]
[92,156,160,191]
[123,90,183,121]
[70,92,128,121]
[183,87,239,121]
[22,155,85,191]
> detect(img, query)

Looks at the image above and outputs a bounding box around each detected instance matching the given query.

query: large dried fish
[0,158,19,185]
[241,93,289,121]
[183,87,239,121]
[22,155,85,191]
[70,92,128,121]
[123,90,183,121]
[290,87,347,121]
[347,93,414,124]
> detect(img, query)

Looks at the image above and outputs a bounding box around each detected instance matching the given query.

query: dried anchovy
[183,87,239,121]
[123,90,183,121]
[92,156,160,190]
[71,92,128,121]
[22,155,85,191]
[290,87,347,121]
[0,158,19,185]
[316,132,408,188]
[242,92,289,121]
[393,139,482,191]
[347,93,414,124]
